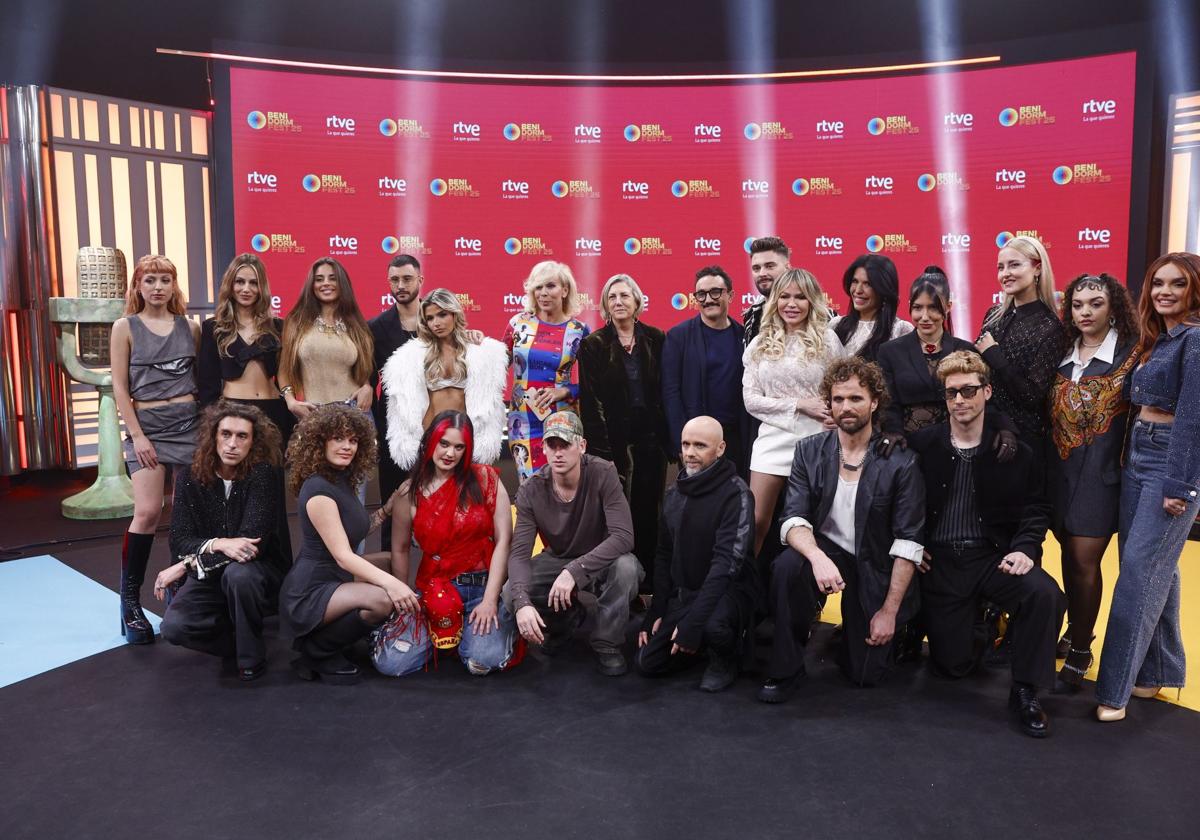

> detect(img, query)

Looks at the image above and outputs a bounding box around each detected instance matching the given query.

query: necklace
[552,480,577,503]
[837,439,868,471]
[950,431,979,461]
[315,316,347,335]
[1081,340,1103,348]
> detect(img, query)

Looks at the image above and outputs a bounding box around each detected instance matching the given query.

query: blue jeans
[1096,421,1197,707]
[372,581,519,676]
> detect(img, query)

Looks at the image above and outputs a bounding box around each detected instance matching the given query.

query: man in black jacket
[908,351,1065,738]
[157,402,289,681]
[636,416,757,692]
[760,357,926,703]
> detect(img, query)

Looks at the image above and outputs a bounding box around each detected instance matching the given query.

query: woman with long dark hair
[830,254,913,361]
[372,411,520,676]
[1096,253,1200,720]
[110,255,199,644]
[197,253,292,443]
[279,405,417,684]
[1048,273,1139,690]
[277,256,375,420]
[577,273,670,592]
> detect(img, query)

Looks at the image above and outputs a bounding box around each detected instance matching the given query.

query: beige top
[296,328,360,404]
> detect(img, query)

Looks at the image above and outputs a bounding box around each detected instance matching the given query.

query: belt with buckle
[453,571,489,587]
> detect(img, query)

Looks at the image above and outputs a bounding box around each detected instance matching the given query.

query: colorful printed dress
[504,312,590,480]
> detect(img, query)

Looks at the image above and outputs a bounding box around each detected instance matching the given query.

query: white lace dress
[829,315,914,356]
[742,329,846,475]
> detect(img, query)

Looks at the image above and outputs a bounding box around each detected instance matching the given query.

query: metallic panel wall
[1163,91,1200,253]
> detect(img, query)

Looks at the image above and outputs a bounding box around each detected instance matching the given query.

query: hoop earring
[1108,316,1115,326]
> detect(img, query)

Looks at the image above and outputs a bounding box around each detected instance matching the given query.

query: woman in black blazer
[577,273,671,594]
[1048,273,1139,689]
[877,268,1019,457]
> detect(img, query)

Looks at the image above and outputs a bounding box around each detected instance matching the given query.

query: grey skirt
[124,401,199,473]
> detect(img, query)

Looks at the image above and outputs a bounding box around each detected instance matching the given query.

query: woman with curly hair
[830,254,913,361]
[110,254,200,644]
[504,261,590,481]
[380,288,507,469]
[372,410,520,676]
[1097,252,1200,721]
[276,257,374,421]
[279,405,418,684]
[1048,274,1139,690]
[197,254,293,444]
[742,268,845,553]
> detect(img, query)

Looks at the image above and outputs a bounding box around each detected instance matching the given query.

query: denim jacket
[1128,321,1200,501]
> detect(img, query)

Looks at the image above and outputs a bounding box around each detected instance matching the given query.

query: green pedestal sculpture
[49,297,134,519]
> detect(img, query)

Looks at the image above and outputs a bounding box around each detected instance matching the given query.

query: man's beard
[837,414,870,435]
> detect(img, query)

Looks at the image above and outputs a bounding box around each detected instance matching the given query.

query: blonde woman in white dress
[743,269,846,554]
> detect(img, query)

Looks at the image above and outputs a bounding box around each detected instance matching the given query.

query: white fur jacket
[380,337,508,469]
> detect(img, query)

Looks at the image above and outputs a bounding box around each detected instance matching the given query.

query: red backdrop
[229,52,1135,337]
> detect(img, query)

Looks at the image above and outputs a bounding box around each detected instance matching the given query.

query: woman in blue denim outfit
[1096,252,1200,721]
[373,410,520,676]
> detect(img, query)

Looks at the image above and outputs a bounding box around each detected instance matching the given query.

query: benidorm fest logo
[503,122,552,142]
[504,236,554,256]
[247,110,299,132]
[998,105,1055,127]
[624,236,672,256]
[792,177,841,197]
[624,123,672,142]
[867,115,919,135]
[865,233,917,254]
[378,118,430,139]
[1052,163,1111,186]
[250,233,305,254]
[381,235,431,255]
[671,179,719,199]
[429,177,478,198]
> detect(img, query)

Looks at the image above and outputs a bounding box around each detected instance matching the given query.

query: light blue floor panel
[0,554,162,688]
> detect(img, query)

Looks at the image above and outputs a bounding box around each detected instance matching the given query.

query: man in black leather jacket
[907,350,1065,738]
[759,357,926,703]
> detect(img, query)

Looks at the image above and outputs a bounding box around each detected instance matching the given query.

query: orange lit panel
[82,98,100,142]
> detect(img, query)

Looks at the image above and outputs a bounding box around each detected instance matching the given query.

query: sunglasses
[693,288,728,302]
[942,385,983,400]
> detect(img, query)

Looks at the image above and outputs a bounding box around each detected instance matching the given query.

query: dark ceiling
[2,1,1195,109]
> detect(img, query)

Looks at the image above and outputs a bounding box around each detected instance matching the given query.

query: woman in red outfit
[372,410,521,675]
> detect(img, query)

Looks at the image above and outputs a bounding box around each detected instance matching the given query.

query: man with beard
[758,357,925,703]
[662,266,749,475]
[743,236,791,345]
[636,416,757,692]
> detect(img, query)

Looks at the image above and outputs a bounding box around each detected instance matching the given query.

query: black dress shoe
[1009,685,1051,738]
[595,650,628,677]
[699,653,737,693]
[291,653,360,685]
[239,661,268,682]
[757,672,803,704]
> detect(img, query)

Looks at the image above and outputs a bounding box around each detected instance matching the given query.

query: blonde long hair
[418,288,469,384]
[125,255,187,315]
[752,268,831,361]
[522,260,581,318]
[212,253,280,357]
[985,235,1058,327]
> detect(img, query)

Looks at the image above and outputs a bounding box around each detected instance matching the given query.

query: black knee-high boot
[292,611,375,684]
[120,531,156,644]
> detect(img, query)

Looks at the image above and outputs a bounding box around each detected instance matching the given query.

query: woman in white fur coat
[381,288,507,469]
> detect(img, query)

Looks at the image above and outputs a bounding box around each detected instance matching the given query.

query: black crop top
[197,317,283,405]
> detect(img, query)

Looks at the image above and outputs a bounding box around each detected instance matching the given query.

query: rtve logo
[378,176,407,192]
[574,238,602,253]
[1078,227,1111,244]
[246,171,277,187]
[328,234,358,249]
[815,119,844,134]
[995,169,1027,185]
[815,235,843,250]
[865,175,894,190]
[501,179,530,195]
[1083,99,1117,115]
[944,112,974,128]
[326,115,356,132]
[574,124,601,140]
[941,233,971,248]
[454,236,483,252]
[694,123,722,139]
[742,179,769,193]
[622,180,649,195]
[452,121,481,138]
[694,236,722,252]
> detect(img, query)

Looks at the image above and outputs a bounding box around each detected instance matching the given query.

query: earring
[1109,316,1115,326]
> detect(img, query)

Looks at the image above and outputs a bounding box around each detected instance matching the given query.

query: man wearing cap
[507,410,640,675]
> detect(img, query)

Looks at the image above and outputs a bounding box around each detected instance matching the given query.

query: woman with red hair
[1096,252,1200,721]
[110,255,200,645]
[372,410,521,676]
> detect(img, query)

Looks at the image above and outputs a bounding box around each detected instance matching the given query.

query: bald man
[636,416,757,691]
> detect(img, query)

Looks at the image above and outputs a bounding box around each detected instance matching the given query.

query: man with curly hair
[156,402,289,681]
[759,357,925,703]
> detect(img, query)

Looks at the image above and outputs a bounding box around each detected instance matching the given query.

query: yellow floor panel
[819,534,1199,711]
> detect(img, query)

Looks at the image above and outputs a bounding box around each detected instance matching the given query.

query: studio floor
[2,469,1199,839]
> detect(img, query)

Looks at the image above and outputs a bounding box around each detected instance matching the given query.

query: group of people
[108,235,1200,738]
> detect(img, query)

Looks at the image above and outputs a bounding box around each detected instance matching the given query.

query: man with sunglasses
[908,351,1065,738]
[662,265,749,475]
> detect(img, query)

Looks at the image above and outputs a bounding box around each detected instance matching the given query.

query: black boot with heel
[120,531,156,645]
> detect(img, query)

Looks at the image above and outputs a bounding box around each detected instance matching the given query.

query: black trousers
[615,434,667,595]
[767,540,899,686]
[377,450,408,553]
[719,421,748,481]
[921,544,1065,690]
[161,561,284,668]
[635,588,751,675]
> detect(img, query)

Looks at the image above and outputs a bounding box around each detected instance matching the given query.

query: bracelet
[280,385,294,396]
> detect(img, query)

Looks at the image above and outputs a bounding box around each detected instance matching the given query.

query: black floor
[3,476,1200,839]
